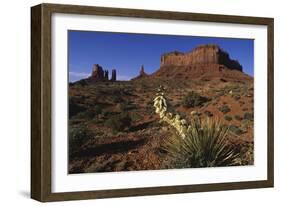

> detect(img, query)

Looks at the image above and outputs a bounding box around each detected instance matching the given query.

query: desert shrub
[126,103,137,110]
[118,102,127,111]
[163,118,238,168]
[101,110,117,117]
[69,126,93,156]
[78,105,103,120]
[219,105,231,114]
[241,119,252,130]
[182,91,210,108]
[229,125,244,135]
[224,115,232,121]
[242,143,254,165]
[130,112,142,122]
[94,105,102,115]
[112,95,122,103]
[145,106,155,115]
[244,112,254,121]
[69,99,86,118]
[233,142,254,165]
[74,110,95,120]
[119,102,137,111]
[234,115,243,121]
[105,112,132,132]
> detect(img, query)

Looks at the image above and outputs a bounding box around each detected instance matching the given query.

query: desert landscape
[68,44,254,174]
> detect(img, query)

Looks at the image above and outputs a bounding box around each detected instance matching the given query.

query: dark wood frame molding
[31,3,274,202]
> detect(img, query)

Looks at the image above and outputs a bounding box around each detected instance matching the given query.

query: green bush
[182,91,210,108]
[112,95,122,103]
[105,112,132,132]
[130,112,142,122]
[229,125,244,135]
[119,102,137,111]
[224,115,232,121]
[234,142,254,165]
[241,119,252,130]
[69,126,93,156]
[73,111,90,120]
[94,105,102,115]
[234,115,243,121]
[219,105,231,114]
[69,99,86,118]
[163,118,238,168]
[244,112,254,121]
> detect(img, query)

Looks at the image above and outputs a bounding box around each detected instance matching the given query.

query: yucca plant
[164,118,238,168]
[153,86,239,168]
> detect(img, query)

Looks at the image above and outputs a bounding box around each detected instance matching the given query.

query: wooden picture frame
[31,3,274,202]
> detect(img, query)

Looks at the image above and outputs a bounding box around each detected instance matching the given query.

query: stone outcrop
[131,65,148,80]
[160,44,242,71]
[90,64,116,81]
[91,64,104,81]
[139,65,147,76]
[111,69,116,81]
[150,44,252,81]
[104,70,109,80]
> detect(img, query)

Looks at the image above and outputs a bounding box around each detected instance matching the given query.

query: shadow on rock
[72,138,147,159]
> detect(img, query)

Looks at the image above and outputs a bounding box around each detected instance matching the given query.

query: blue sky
[68,30,254,82]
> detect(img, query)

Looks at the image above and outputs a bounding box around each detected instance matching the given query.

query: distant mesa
[131,65,148,80]
[160,44,242,71]
[150,44,252,81]
[90,64,116,82]
[131,44,249,81]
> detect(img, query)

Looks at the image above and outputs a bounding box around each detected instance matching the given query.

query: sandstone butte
[90,64,116,82]
[131,65,148,80]
[134,44,252,82]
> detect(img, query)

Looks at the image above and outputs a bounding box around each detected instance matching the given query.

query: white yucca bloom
[153,86,189,139]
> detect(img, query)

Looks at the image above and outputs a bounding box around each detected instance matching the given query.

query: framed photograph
[31,3,274,202]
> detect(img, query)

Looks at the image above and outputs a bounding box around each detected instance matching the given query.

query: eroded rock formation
[149,44,252,81]
[131,65,148,80]
[160,44,242,71]
[111,69,116,81]
[90,64,116,81]
[91,64,104,81]
[104,70,109,80]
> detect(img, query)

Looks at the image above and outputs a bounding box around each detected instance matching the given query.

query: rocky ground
[68,77,254,173]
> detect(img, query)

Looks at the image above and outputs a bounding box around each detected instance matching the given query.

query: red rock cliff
[160,44,242,71]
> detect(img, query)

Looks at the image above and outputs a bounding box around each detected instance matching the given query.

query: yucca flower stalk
[153,86,190,139]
